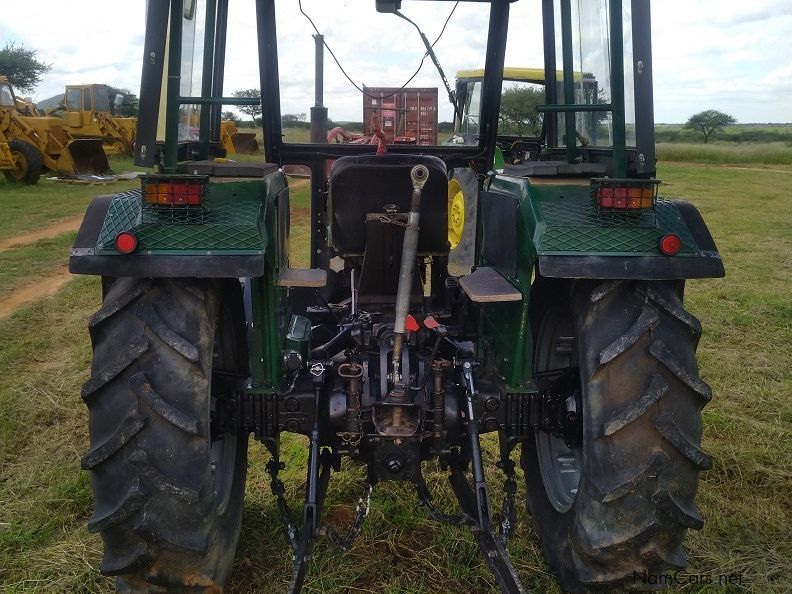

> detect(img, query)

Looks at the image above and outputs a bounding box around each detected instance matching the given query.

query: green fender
[69,169,287,278]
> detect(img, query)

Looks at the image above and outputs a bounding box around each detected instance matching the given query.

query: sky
[1,0,790,124]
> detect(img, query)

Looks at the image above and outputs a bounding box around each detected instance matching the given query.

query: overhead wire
[297,0,459,102]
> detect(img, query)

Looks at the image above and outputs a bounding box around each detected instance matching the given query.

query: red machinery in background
[362,87,438,146]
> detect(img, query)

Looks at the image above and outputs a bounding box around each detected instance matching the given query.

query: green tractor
[69,1,724,592]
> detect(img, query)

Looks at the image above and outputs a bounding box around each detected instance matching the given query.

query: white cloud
[0,0,789,123]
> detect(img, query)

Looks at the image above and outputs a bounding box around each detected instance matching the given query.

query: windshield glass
[0,84,13,107]
[272,0,491,146]
[553,0,636,148]
[93,86,111,112]
[65,88,82,110]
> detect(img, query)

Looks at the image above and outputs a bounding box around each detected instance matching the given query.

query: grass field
[656,143,792,165]
[0,157,790,592]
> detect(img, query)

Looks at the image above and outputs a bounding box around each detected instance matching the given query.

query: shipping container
[362,87,439,146]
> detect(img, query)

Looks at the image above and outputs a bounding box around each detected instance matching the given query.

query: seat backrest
[328,154,448,254]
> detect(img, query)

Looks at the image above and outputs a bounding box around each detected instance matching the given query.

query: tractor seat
[328,154,448,255]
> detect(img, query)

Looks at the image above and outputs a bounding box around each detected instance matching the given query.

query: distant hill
[36,93,64,112]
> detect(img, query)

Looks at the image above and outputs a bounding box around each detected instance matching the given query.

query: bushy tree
[222,110,239,122]
[282,112,308,128]
[498,85,544,136]
[231,88,262,122]
[0,42,51,94]
[685,110,737,144]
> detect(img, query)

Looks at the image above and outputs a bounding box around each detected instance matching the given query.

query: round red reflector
[115,232,138,254]
[659,233,681,256]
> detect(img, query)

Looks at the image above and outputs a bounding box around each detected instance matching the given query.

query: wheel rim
[210,304,241,516]
[10,150,27,180]
[534,307,581,513]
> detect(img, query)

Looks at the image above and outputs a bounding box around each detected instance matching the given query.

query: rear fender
[69,167,285,278]
[486,175,725,281]
[476,174,724,388]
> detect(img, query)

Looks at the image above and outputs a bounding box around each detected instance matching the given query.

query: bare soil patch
[0,265,73,319]
[0,215,84,252]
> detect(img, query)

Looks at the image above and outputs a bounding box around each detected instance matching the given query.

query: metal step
[458,267,522,303]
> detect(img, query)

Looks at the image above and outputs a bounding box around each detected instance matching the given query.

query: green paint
[609,0,627,177]
[285,315,312,363]
[164,0,184,173]
[198,0,218,160]
[481,172,715,386]
[94,174,288,255]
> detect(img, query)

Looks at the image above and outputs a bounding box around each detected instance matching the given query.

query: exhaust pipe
[391,164,429,382]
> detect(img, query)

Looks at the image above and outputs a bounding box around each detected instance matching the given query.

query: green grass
[656,142,792,165]
[0,162,790,592]
[0,233,75,299]
[0,157,147,243]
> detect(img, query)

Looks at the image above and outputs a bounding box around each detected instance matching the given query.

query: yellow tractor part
[0,137,13,171]
[447,178,466,249]
[0,76,109,179]
[220,120,259,155]
[48,84,136,156]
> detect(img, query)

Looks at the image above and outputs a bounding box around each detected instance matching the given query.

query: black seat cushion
[328,154,448,254]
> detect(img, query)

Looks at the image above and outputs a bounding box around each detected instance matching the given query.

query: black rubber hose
[311,326,354,360]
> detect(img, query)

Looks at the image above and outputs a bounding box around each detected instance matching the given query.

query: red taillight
[115,231,138,254]
[598,187,614,207]
[595,180,658,211]
[659,233,682,255]
[142,175,206,206]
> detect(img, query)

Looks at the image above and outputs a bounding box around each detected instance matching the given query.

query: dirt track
[0,265,73,320]
[0,215,84,252]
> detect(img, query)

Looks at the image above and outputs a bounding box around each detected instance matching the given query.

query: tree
[221,110,239,122]
[107,86,139,117]
[231,88,262,122]
[0,42,51,94]
[685,109,736,144]
[282,112,308,129]
[498,85,544,136]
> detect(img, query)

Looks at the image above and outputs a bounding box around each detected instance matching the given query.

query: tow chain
[267,458,373,553]
[319,482,373,551]
[496,458,518,545]
[378,215,420,231]
[266,459,299,552]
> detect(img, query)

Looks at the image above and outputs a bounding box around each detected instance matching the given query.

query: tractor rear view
[69,1,724,593]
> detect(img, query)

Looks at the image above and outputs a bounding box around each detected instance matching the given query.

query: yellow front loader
[219,120,259,154]
[0,77,109,184]
[48,84,136,156]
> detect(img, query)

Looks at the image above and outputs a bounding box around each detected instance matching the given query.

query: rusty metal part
[338,362,363,445]
[431,359,451,442]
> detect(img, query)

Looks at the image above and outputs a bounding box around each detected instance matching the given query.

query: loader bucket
[231,132,259,154]
[65,139,110,174]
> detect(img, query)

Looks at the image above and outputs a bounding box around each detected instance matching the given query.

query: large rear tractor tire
[82,278,249,592]
[5,139,42,185]
[523,280,712,592]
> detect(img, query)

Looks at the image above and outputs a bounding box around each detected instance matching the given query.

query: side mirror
[376,0,401,13]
